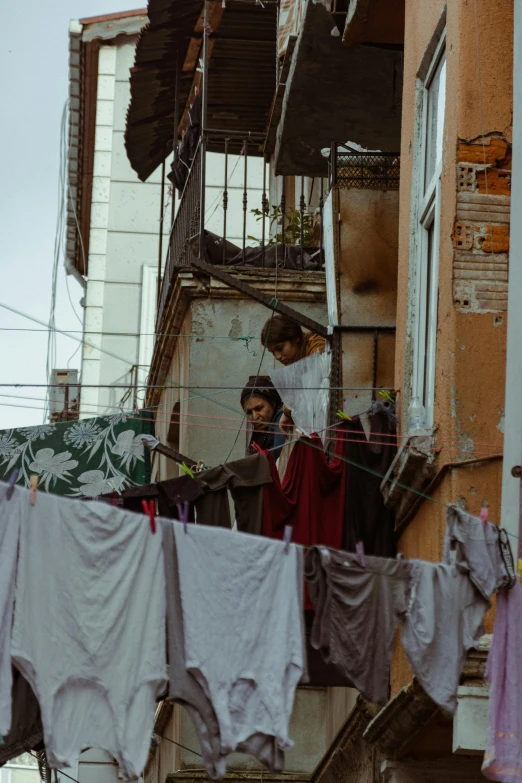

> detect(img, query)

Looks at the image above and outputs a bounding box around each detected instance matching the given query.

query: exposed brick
[477,224,510,253]
[458,165,476,192]
[476,168,511,196]
[452,222,510,253]
[453,221,473,250]
[458,136,511,168]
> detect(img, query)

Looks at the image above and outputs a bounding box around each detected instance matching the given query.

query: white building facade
[67,10,265,418]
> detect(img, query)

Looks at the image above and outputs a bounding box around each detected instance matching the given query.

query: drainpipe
[500,3,522,553]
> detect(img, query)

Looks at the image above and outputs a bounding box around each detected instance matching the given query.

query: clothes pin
[141,499,156,534]
[180,462,195,479]
[5,470,19,501]
[283,525,293,554]
[176,501,190,534]
[480,502,489,527]
[29,475,38,506]
[355,540,366,568]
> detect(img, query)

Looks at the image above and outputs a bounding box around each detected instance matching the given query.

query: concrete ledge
[453,686,489,755]
[167,773,309,783]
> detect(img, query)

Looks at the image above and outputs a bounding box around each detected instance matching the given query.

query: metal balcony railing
[330,142,400,190]
[156,132,326,327]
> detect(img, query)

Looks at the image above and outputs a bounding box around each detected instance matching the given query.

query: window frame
[411,31,446,431]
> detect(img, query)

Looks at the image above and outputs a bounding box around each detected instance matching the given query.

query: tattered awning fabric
[278,0,334,58]
[0,412,153,497]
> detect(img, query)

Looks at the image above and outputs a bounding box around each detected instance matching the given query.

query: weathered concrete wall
[392,0,513,694]
[151,271,327,474]
[337,188,398,327]
[326,186,398,414]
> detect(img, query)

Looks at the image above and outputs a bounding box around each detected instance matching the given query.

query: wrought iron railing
[330,142,400,190]
[156,131,326,327]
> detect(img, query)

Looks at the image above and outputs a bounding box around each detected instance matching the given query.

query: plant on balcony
[248,204,316,246]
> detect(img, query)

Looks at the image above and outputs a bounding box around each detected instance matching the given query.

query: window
[411,33,446,430]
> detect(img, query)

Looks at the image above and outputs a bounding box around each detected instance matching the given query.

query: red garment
[262,433,346,610]
[262,433,346,549]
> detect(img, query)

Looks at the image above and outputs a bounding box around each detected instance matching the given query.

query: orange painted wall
[392,0,513,694]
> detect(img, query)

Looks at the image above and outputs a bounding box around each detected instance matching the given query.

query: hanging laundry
[120,482,161,513]
[0,411,154,497]
[482,581,522,782]
[157,474,207,523]
[158,474,206,509]
[270,351,331,439]
[305,547,412,705]
[120,475,206,521]
[196,453,273,534]
[162,520,225,781]
[444,505,513,598]
[262,434,345,549]
[401,560,489,715]
[7,483,167,781]
[0,486,22,736]
[163,522,288,778]
[340,408,397,558]
[0,667,43,765]
[169,522,306,775]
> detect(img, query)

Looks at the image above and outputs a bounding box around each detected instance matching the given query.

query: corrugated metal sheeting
[125,0,277,182]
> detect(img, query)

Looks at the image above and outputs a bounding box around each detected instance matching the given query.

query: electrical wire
[0,327,258,339]
[204,152,242,220]
[0,393,504,455]
[44,100,69,423]
[0,305,505,457]
[0,383,396,391]
[28,752,81,783]
[224,303,274,460]
[65,274,84,328]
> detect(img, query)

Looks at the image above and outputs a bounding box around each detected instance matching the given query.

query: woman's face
[269,339,300,366]
[243,395,275,430]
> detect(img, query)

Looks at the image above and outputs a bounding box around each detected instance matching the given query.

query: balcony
[156,132,327,330]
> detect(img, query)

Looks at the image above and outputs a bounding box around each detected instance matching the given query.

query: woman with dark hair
[260,314,325,367]
[240,377,286,461]
[260,314,326,432]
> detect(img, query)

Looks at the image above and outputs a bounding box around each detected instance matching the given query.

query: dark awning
[272,2,404,176]
[125,0,277,182]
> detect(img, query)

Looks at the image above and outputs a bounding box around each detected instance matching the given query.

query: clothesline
[261,431,503,522]
[0,400,505,452]
[0,384,396,391]
[0,483,515,782]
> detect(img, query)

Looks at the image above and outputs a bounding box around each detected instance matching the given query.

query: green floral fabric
[0,412,153,497]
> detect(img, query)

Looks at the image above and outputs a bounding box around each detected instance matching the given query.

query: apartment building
[122,1,522,782]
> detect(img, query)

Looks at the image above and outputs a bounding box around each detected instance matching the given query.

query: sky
[0,1,142,430]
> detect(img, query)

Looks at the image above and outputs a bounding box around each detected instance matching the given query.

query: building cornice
[362,680,439,758]
[312,697,381,783]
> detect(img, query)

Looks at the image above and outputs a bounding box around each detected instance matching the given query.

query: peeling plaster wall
[153,287,327,473]
[393,0,512,694]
